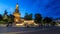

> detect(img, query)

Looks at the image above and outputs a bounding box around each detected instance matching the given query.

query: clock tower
[13,3,21,23]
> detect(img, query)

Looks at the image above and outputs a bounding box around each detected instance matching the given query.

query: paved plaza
[0,26,60,34]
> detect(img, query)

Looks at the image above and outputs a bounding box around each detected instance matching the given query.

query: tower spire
[15,0,19,12]
[16,3,18,9]
[15,2,19,12]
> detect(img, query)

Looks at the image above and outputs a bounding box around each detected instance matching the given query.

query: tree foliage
[51,21,56,26]
[9,14,14,22]
[43,17,52,24]
[3,10,9,24]
[34,13,42,24]
[24,13,33,20]
[0,14,2,21]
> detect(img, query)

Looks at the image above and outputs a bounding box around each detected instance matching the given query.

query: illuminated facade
[13,3,21,23]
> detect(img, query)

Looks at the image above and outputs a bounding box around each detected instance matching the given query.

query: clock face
[16,5,18,8]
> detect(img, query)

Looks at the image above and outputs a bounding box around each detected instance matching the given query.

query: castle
[13,3,38,27]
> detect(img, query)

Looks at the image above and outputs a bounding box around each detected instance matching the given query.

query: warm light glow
[16,19,18,22]
[16,4,18,9]
[14,13,20,17]
[16,4,18,7]
[24,20,34,24]
[34,23,38,25]
[16,24,23,26]
[57,24,60,26]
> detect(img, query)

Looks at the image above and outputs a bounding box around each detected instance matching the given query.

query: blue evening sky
[0,0,60,18]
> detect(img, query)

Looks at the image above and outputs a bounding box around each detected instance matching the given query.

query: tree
[28,13,33,20]
[6,14,14,27]
[8,14,14,23]
[3,10,9,24]
[34,13,42,24]
[43,17,52,24]
[51,21,56,26]
[0,14,2,21]
[24,13,29,20]
[24,13,33,20]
